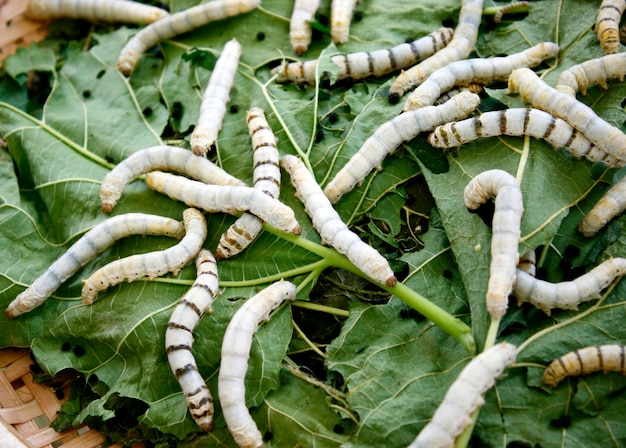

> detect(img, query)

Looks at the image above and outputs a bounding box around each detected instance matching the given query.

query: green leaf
[1,0,625,446]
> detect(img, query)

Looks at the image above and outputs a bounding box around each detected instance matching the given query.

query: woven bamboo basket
[0,1,50,64]
[0,4,139,447]
[0,348,130,448]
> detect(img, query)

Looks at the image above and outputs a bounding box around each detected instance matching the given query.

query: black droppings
[142,106,153,117]
[442,17,455,28]
[564,244,581,259]
[72,345,86,357]
[229,104,240,114]
[82,89,91,98]
[315,129,325,143]
[96,69,106,79]
[328,111,338,123]
[256,31,266,41]
[171,101,183,120]
[353,11,363,22]
[388,92,400,104]
[61,342,72,352]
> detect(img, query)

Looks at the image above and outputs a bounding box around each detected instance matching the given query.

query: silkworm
[289,0,321,55]
[281,155,397,287]
[493,1,529,24]
[408,342,518,448]
[517,249,536,277]
[215,108,281,259]
[578,174,626,237]
[427,108,623,168]
[100,145,246,214]
[513,257,626,315]
[555,52,626,96]
[145,171,301,235]
[595,0,626,54]
[403,42,559,111]
[389,0,484,97]
[464,170,523,320]
[272,27,454,85]
[166,249,219,431]
[116,0,260,75]
[190,39,242,156]
[4,214,185,318]
[330,0,357,44]
[25,0,169,23]
[543,345,626,387]
[81,208,207,304]
[508,67,626,163]
[218,280,297,448]
[323,91,481,204]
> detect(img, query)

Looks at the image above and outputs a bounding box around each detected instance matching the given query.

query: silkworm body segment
[464,170,523,320]
[218,280,297,448]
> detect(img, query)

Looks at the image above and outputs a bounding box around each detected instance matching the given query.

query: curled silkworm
[555,52,626,96]
[330,0,357,44]
[389,0,484,97]
[465,170,523,320]
[595,0,626,54]
[493,1,529,24]
[116,0,260,75]
[81,208,207,304]
[218,280,297,448]
[215,108,281,259]
[5,214,184,318]
[578,174,626,237]
[508,67,626,163]
[427,108,623,168]
[513,257,626,315]
[408,342,518,448]
[100,145,246,214]
[281,155,397,287]
[323,91,481,204]
[25,0,169,23]
[543,345,626,387]
[289,0,321,55]
[517,249,536,277]
[166,249,219,431]
[145,171,301,235]
[190,39,242,156]
[403,42,559,111]
[272,27,454,85]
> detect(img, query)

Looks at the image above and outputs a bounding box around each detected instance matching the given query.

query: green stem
[264,225,476,354]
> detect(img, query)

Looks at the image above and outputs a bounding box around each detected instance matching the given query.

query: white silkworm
[595,0,626,54]
[330,0,357,44]
[272,27,454,85]
[389,0,484,97]
[403,42,559,111]
[543,345,626,387]
[464,170,523,321]
[25,0,169,23]
[215,108,281,259]
[218,280,297,448]
[508,67,626,163]
[323,91,481,204]
[281,155,397,287]
[4,214,184,318]
[433,84,485,106]
[555,52,626,96]
[166,249,219,432]
[517,249,536,277]
[427,108,624,168]
[493,1,529,24]
[116,0,260,75]
[81,208,207,304]
[513,257,626,315]
[578,174,626,237]
[289,0,321,55]
[145,171,301,235]
[100,145,246,214]
[190,39,242,156]
[408,342,518,448]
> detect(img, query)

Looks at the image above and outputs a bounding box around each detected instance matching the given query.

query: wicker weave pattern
[0,0,50,64]
[0,348,125,448]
